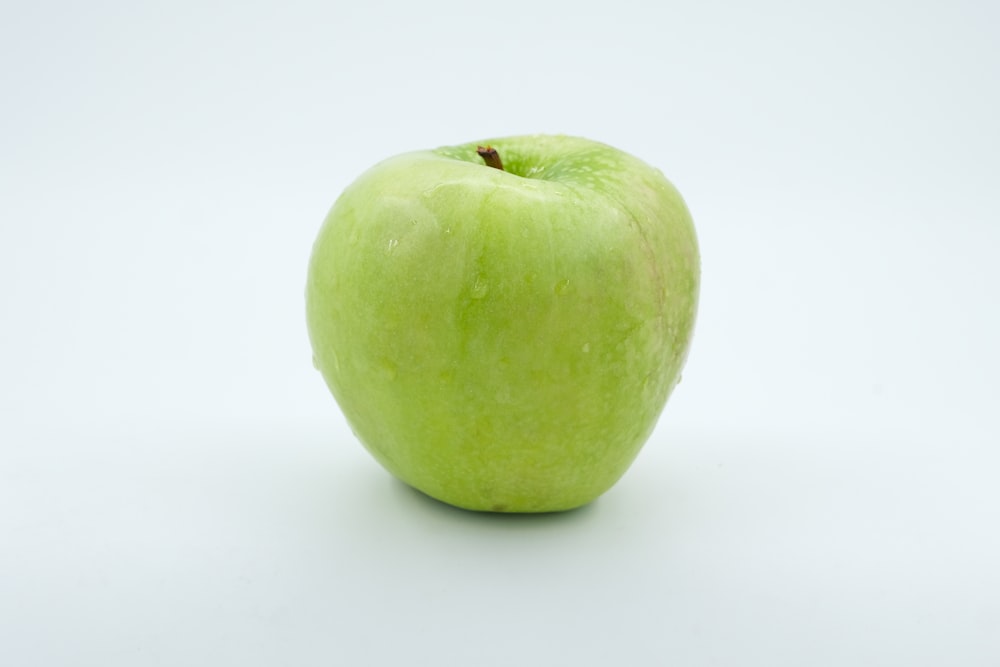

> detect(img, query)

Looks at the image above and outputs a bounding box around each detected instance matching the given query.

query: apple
[306,134,699,512]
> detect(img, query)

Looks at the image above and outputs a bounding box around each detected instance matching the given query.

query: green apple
[306,134,699,512]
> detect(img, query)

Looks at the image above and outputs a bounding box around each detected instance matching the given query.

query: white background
[2,0,998,664]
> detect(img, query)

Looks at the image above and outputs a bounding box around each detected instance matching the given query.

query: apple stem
[476,145,504,171]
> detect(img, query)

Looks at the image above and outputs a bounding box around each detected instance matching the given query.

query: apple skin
[306,135,699,512]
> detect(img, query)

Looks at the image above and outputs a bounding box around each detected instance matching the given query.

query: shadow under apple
[385,475,601,527]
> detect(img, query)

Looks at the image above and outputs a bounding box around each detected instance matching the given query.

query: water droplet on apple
[471,275,489,299]
[378,358,398,381]
[386,238,399,254]
[582,342,590,353]
[554,279,570,295]
[495,385,513,404]
[312,354,320,370]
